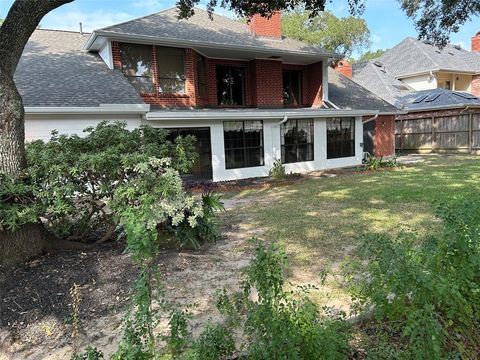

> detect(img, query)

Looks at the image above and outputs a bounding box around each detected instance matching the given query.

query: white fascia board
[86,31,342,60]
[25,104,150,115]
[146,109,378,121]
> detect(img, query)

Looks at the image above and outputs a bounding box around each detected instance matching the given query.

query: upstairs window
[327,118,355,159]
[224,121,264,169]
[217,66,245,106]
[196,54,207,98]
[283,70,302,106]
[120,44,154,93]
[281,119,314,163]
[156,47,185,94]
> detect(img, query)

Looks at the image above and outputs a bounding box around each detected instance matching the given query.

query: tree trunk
[0,0,74,267]
[0,224,47,267]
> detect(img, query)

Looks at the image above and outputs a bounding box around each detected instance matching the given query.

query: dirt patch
[0,211,252,359]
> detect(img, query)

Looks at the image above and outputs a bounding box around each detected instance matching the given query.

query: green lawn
[224,155,480,305]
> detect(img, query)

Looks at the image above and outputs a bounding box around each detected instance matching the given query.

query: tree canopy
[282,9,370,56]
[176,0,480,46]
[354,48,387,63]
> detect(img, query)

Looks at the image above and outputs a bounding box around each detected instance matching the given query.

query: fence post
[431,116,436,152]
[400,118,403,151]
[469,113,473,154]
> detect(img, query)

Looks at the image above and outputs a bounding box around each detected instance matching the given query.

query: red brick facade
[363,115,396,157]
[332,59,353,80]
[112,41,324,109]
[472,74,480,97]
[471,32,480,52]
[248,12,282,38]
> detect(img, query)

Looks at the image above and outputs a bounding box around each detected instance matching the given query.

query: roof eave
[86,30,342,59]
[25,104,150,115]
[146,109,377,121]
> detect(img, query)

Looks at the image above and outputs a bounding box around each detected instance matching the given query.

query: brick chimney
[472,31,480,52]
[332,59,352,79]
[248,11,282,38]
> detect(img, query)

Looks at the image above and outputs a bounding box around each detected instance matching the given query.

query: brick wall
[248,12,281,38]
[112,41,324,109]
[306,61,323,107]
[472,74,480,97]
[373,115,395,157]
[251,59,283,107]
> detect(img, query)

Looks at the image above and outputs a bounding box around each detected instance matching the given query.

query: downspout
[277,115,288,125]
[323,99,339,109]
[363,113,379,123]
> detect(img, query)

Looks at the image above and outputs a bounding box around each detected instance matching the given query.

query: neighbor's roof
[15,29,145,107]
[352,61,414,107]
[398,88,480,111]
[377,37,480,78]
[88,7,337,58]
[328,68,399,114]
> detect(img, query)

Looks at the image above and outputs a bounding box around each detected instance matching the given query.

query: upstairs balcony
[112,41,326,110]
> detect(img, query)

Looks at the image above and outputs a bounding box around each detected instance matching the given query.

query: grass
[223,155,480,306]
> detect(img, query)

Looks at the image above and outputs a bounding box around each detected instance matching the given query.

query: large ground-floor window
[327,117,355,159]
[166,128,212,180]
[281,119,314,163]
[224,121,264,169]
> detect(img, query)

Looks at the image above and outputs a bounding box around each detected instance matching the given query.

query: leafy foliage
[363,154,398,171]
[282,9,370,56]
[344,197,480,358]
[268,159,287,181]
[215,240,352,360]
[1,121,197,241]
[176,0,472,46]
[354,48,386,63]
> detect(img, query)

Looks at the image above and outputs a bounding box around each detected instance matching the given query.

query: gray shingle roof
[328,68,399,113]
[377,37,480,78]
[15,29,144,107]
[398,88,480,111]
[97,7,332,56]
[352,61,414,107]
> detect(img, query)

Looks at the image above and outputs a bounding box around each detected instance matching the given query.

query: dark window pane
[217,66,245,106]
[120,43,154,93]
[281,119,314,163]
[224,121,264,169]
[156,47,185,94]
[167,128,212,180]
[225,149,245,169]
[327,118,355,159]
[283,71,302,106]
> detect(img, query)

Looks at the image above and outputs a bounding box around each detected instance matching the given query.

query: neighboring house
[350,34,480,154]
[17,8,395,182]
[369,36,480,94]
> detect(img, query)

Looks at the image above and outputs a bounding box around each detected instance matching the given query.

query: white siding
[25,114,143,142]
[148,117,364,182]
[400,74,436,91]
[99,41,113,69]
[25,115,364,182]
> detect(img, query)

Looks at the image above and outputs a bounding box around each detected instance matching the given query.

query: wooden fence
[395,112,480,153]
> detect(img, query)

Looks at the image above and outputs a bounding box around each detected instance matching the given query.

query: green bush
[1,121,197,241]
[363,154,397,171]
[344,197,480,359]
[268,159,287,181]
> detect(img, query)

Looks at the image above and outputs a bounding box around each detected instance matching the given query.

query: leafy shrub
[216,240,352,360]
[1,121,197,241]
[170,192,224,249]
[71,346,104,360]
[363,154,397,171]
[268,158,287,181]
[184,322,236,360]
[344,197,480,359]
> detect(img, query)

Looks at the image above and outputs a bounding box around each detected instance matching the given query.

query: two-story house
[355,35,480,95]
[17,7,396,181]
